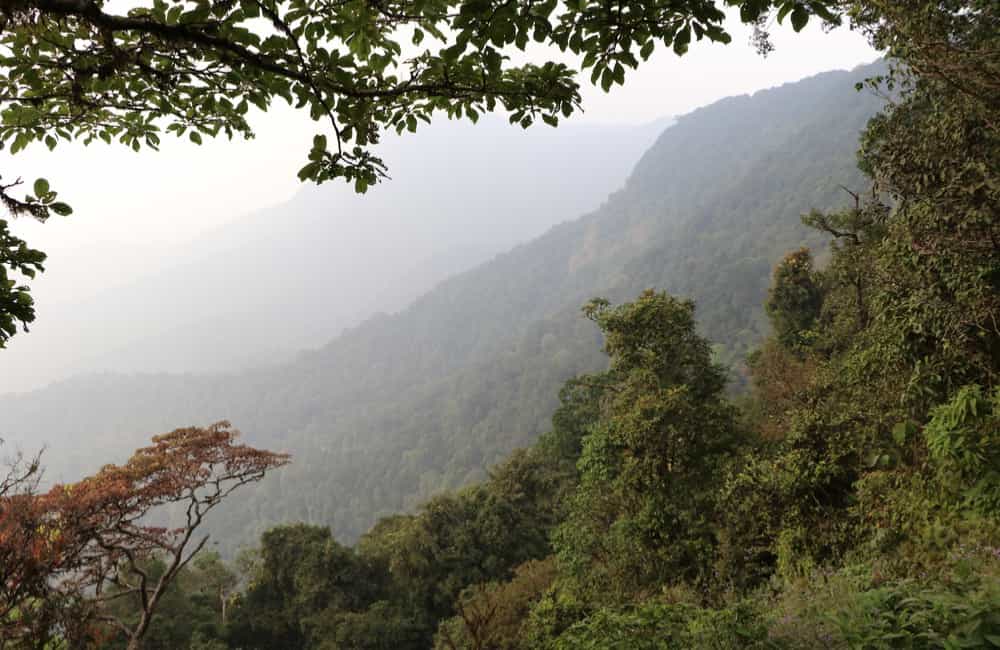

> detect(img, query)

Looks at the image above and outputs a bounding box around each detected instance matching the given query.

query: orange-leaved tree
[0,421,289,649]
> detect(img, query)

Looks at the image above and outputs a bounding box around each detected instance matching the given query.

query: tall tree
[764,248,823,350]
[555,291,738,600]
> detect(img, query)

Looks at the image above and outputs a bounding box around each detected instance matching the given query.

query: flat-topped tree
[0,422,289,648]
[0,0,840,347]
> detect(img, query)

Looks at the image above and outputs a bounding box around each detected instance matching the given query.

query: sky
[2,10,878,310]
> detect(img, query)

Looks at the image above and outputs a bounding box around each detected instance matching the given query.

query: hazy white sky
[3,12,877,305]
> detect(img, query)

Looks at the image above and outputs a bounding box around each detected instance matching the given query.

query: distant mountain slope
[0,118,665,393]
[0,62,886,547]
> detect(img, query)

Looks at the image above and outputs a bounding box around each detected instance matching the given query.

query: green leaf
[600,68,613,92]
[892,421,917,446]
[673,25,691,55]
[776,2,794,23]
[10,133,28,154]
[189,131,203,145]
[33,178,49,197]
[297,161,320,181]
[590,63,603,86]
[790,5,809,32]
[612,62,625,85]
[49,202,73,216]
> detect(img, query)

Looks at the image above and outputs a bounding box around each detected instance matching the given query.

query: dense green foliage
[554,292,737,598]
[0,0,837,186]
[99,553,237,650]
[221,444,570,648]
[0,61,884,549]
[0,173,69,346]
[64,0,1000,646]
[0,218,43,348]
[764,248,822,350]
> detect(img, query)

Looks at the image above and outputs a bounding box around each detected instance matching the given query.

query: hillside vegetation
[0,118,664,394]
[3,0,998,645]
[0,62,886,546]
[117,3,1000,643]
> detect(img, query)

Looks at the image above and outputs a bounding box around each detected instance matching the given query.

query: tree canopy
[0,0,839,183]
[0,0,843,347]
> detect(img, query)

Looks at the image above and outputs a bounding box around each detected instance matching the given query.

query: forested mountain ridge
[0,61,885,545]
[1,119,666,394]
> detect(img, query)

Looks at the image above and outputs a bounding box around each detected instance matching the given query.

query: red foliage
[1,422,289,647]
